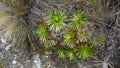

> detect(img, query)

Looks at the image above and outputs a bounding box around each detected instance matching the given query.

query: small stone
[12,60,17,64]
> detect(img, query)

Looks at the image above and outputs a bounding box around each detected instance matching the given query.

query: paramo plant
[66,48,76,59]
[79,31,88,42]
[70,12,86,30]
[36,10,106,59]
[37,26,48,42]
[77,44,93,59]
[56,47,66,58]
[47,10,66,32]
[64,30,75,47]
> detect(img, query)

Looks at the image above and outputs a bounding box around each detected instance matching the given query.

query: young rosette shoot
[77,44,93,59]
[37,26,48,42]
[44,44,50,50]
[47,10,66,32]
[70,12,86,30]
[79,31,88,42]
[67,48,76,59]
[49,39,56,46]
[64,30,75,48]
[56,47,66,58]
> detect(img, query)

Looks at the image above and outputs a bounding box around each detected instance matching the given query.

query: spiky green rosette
[47,10,66,32]
[67,48,75,59]
[56,47,66,58]
[79,31,88,42]
[77,44,92,59]
[70,12,86,30]
[37,26,48,42]
[64,30,75,48]
[49,39,56,46]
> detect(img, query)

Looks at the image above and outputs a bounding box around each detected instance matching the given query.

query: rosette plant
[56,47,66,58]
[47,10,67,32]
[70,12,86,30]
[64,30,75,48]
[67,48,76,59]
[77,44,93,59]
[79,31,88,42]
[37,26,48,42]
[49,39,56,46]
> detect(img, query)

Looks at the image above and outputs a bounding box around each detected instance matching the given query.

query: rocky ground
[0,0,120,68]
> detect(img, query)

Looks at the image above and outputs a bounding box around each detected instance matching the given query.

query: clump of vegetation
[47,10,66,32]
[0,0,119,67]
[70,12,86,30]
[37,26,48,42]
[66,47,76,59]
[0,0,106,60]
[77,44,93,59]
[64,30,75,47]
[37,10,106,59]
[79,31,88,42]
[56,47,66,58]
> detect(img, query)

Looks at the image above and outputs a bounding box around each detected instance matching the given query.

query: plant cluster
[37,10,105,59]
